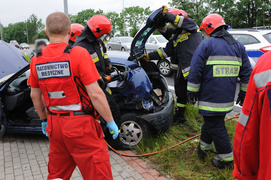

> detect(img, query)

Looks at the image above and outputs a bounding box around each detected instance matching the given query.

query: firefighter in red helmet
[188,13,252,169]
[28,12,117,179]
[69,23,84,45]
[74,15,121,128]
[142,6,203,124]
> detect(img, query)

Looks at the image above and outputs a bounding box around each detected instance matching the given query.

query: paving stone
[1,134,145,180]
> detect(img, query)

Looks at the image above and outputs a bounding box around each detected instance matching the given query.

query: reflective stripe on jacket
[187,37,252,116]
[233,51,271,180]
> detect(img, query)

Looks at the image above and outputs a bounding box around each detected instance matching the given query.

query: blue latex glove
[41,122,48,137]
[106,120,119,139]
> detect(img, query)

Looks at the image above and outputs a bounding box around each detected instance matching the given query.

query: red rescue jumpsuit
[28,42,113,180]
[233,51,271,179]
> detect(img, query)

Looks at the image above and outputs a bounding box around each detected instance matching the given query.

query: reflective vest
[233,51,271,179]
[35,45,96,115]
[187,37,252,116]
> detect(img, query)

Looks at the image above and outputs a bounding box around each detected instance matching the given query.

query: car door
[0,98,6,140]
[115,38,122,50]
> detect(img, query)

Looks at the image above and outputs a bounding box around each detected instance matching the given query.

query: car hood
[0,40,29,80]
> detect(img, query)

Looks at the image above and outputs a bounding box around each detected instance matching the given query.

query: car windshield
[135,27,152,47]
[156,36,167,43]
[121,37,133,43]
[263,33,271,43]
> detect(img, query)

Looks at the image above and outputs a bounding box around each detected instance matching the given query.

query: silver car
[107,36,133,51]
[146,35,173,77]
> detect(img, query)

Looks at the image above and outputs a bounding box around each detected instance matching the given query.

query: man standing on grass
[28,12,118,179]
[187,14,252,169]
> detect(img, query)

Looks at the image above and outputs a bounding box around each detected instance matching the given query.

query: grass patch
[23,54,30,62]
[136,103,237,180]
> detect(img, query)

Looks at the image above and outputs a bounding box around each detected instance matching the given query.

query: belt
[49,111,88,116]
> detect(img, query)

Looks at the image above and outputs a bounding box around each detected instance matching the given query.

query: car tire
[121,47,125,51]
[157,59,173,77]
[108,46,112,51]
[105,113,150,150]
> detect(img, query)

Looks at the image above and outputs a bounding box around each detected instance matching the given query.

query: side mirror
[152,41,157,44]
[117,41,121,44]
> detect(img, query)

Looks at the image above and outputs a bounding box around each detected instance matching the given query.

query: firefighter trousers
[174,71,188,108]
[200,115,233,159]
[45,114,113,180]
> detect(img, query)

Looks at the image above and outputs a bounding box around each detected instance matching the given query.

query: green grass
[136,104,237,180]
[23,54,30,62]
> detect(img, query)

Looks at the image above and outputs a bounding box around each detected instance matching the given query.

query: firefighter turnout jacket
[187,30,252,116]
[148,13,202,79]
[233,51,271,179]
[74,26,111,74]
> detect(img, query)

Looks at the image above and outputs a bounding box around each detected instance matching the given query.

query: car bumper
[137,91,174,132]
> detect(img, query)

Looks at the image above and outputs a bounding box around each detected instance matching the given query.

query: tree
[169,0,211,26]
[106,12,119,37]
[26,14,45,43]
[34,30,48,40]
[70,9,104,25]
[122,6,152,37]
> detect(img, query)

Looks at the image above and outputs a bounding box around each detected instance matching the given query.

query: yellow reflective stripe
[157,49,164,59]
[183,71,189,77]
[93,56,99,63]
[199,101,234,112]
[197,29,201,32]
[104,55,109,59]
[207,61,242,66]
[240,87,247,92]
[177,103,186,107]
[174,32,191,47]
[187,86,199,92]
[174,15,180,26]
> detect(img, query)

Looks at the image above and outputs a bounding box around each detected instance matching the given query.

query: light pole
[0,20,3,41]
[64,0,68,15]
[122,0,125,36]
[25,20,29,44]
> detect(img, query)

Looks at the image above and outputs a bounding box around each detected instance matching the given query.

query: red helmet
[87,15,111,38]
[168,8,188,17]
[70,23,84,42]
[200,13,228,35]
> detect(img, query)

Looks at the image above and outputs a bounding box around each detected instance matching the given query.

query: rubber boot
[211,157,234,169]
[196,145,208,160]
[173,107,187,125]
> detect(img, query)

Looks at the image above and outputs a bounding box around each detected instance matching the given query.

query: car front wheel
[105,113,149,150]
[157,59,173,77]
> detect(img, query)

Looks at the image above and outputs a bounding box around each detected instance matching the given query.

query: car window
[263,33,271,43]
[149,37,156,43]
[156,36,167,43]
[135,27,152,47]
[120,37,133,43]
[231,34,260,45]
[109,38,115,42]
[115,38,120,42]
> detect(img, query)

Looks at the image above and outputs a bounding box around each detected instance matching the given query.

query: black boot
[197,145,208,160]
[173,107,187,125]
[211,157,234,169]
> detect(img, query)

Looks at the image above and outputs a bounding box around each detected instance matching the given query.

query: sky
[0,0,171,26]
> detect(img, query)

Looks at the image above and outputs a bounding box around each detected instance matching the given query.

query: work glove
[188,97,198,105]
[105,65,113,74]
[106,120,119,139]
[162,5,168,16]
[141,54,150,62]
[236,91,246,106]
[41,122,48,137]
[98,77,107,89]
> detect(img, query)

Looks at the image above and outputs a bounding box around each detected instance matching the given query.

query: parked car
[229,29,271,62]
[9,40,19,48]
[34,39,49,47]
[19,43,29,49]
[145,35,173,77]
[0,25,174,150]
[107,36,133,51]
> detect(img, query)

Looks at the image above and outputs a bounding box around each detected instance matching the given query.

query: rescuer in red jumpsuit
[28,12,118,180]
[233,49,271,179]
